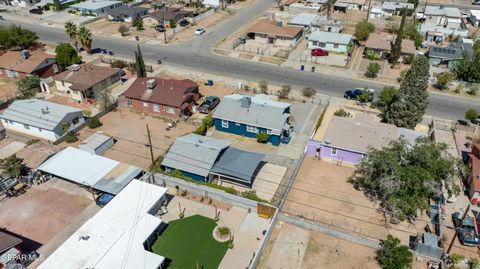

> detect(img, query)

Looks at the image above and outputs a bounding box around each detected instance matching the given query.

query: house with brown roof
[364,33,416,59]
[0,50,59,81]
[468,144,480,203]
[53,63,122,103]
[123,77,200,119]
[246,20,303,47]
[142,7,194,28]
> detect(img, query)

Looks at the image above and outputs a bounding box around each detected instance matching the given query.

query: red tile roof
[123,77,198,108]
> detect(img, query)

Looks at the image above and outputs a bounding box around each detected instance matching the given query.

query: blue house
[161,134,265,185]
[213,94,293,146]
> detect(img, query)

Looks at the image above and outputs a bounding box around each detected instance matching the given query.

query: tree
[77,26,92,54]
[454,40,480,83]
[366,62,381,78]
[169,20,177,30]
[377,86,398,111]
[465,108,478,123]
[389,10,407,64]
[64,21,78,50]
[134,44,146,78]
[404,22,423,48]
[382,56,429,129]
[408,0,419,8]
[2,155,24,178]
[94,87,114,111]
[118,25,129,37]
[194,0,204,8]
[354,22,375,42]
[435,72,455,90]
[87,116,102,129]
[357,137,457,221]
[259,80,268,94]
[55,43,82,71]
[376,235,413,269]
[132,18,143,31]
[449,254,465,269]
[0,25,38,49]
[278,85,291,99]
[53,0,61,11]
[302,87,316,98]
[17,75,40,99]
[326,0,336,18]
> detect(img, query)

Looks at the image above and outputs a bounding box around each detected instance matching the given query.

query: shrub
[118,25,129,36]
[111,60,126,69]
[87,116,102,129]
[302,87,316,98]
[465,108,478,123]
[278,85,291,99]
[218,227,230,237]
[376,235,413,269]
[256,132,269,143]
[354,22,375,41]
[193,113,214,135]
[64,131,78,143]
[258,80,268,94]
[455,82,464,93]
[365,62,381,78]
[435,72,455,90]
[243,85,250,92]
[468,84,479,96]
[334,108,349,117]
[402,54,414,65]
[242,190,268,203]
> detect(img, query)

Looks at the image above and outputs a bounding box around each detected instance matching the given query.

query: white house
[37,180,168,269]
[369,2,414,19]
[424,5,462,29]
[288,13,319,29]
[70,0,122,16]
[470,10,480,26]
[308,31,353,53]
[0,99,84,142]
[203,0,220,7]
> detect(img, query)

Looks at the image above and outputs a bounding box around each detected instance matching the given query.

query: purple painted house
[307,113,423,165]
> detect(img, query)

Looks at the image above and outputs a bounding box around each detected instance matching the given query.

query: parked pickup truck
[452,211,480,246]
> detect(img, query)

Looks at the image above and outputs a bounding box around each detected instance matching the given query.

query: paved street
[1,0,479,119]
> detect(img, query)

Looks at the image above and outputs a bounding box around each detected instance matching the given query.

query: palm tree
[64,21,78,50]
[77,26,92,54]
[326,0,336,18]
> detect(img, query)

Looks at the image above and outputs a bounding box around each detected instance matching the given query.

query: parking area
[0,179,92,247]
[283,159,422,243]
[42,10,96,25]
[60,107,196,169]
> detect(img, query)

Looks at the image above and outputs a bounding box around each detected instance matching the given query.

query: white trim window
[221,120,229,128]
[153,104,160,112]
[246,125,257,133]
[143,102,148,108]
[267,129,273,135]
[331,147,338,156]
[165,106,175,114]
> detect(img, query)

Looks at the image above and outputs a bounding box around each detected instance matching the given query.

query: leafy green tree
[0,25,38,49]
[382,56,429,129]
[118,25,129,36]
[278,85,291,99]
[64,131,78,143]
[376,235,413,269]
[357,137,457,221]
[404,22,422,48]
[55,43,82,71]
[134,44,146,78]
[17,75,40,99]
[465,108,478,123]
[169,20,176,30]
[64,21,78,49]
[94,87,114,111]
[2,155,24,178]
[454,40,480,83]
[87,116,102,129]
[378,86,398,113]
[408,0,419,8]
[390,10,407,64]
[354,22,375,41]
[366,62,381,78]
[435,72,455,90]
[132,18,143,31]
[77,26,92,54]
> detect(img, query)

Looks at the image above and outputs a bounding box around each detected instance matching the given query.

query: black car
[344,88,373,101]
[156,24,165,32]
[199,96,220,114]
[29,8,43,15]
[179,19,189,27]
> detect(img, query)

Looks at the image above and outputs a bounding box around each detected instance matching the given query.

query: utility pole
[365,0,372,22]
[146,124,155,184]
[446,204,470,254]
[161,4,167,44]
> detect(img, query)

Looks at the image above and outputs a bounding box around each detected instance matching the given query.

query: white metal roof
[37,180,167,269]
[71,0,121,10]
[38,147,119,186]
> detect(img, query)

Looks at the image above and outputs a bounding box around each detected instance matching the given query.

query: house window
[23,124,30,130]
[319,42,326,48]
[312,41,318,46]
[235,122,241,126]
[165,106,174,114]
[153,104,160,112]
[333,44,339,48]
[246,125,257,133]
[62,81,65,86]
[221,120,229,128]
[72,117,79,124]
[143,102,148,108]
[331,147,337,156]
[267,129,272,135]
[127,99,132,106]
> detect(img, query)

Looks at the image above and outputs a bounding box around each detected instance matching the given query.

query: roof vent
[79,235,90,241]
[275,20,283,27]
[198,139,203,143]
[325,139,331,144]
[71,64,81,72]
[146,79,157,89]
[240,96,251,108]
[41,107,50,114]
[20,50,30,60]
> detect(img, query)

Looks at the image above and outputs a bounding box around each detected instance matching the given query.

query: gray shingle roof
[106,5,148,16]
[161,134,232,178]
[424,5,461,18]
[309,31,353,45]
[0,99,82,131]
[213,94,291,135]
[211,147,265,184]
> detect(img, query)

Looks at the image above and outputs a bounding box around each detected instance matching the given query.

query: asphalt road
[1,0,479,119]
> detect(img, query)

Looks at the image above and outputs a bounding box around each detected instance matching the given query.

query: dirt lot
[259,222,425,269]
[0,79,17,101]
[283,159,422,243]
[61,108,196,169]
[0,183,92,247]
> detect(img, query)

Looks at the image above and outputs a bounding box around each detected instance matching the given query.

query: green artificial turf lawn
[152,214,229,269]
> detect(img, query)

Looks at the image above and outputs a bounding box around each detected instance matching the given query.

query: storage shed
[79,131,114,155]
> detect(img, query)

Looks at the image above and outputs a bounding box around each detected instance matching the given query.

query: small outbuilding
[79,131,114,155]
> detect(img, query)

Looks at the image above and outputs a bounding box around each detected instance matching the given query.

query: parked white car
[195,27,206,35]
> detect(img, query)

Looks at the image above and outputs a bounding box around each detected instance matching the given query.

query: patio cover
[92,163,142,195]
[211,147,265,185]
